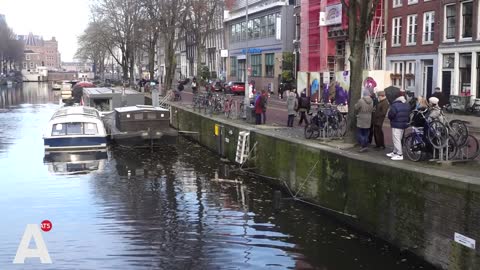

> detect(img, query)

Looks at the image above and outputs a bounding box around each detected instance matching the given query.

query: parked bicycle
[304,103,347,139]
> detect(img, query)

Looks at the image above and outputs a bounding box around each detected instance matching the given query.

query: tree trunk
[148,44,155,80]
[345,40,366,143]
[164,36,176,94]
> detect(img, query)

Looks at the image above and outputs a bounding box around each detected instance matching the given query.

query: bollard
[273,190,282,210]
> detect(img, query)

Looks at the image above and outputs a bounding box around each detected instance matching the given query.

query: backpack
[178,84,184,91]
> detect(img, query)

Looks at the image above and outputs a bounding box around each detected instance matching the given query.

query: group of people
[354,86,449,161]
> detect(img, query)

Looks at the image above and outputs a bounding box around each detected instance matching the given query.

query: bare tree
[340,0,381,141]
[184,0,221,76]
[0,20,23,74]
[90,0,142,84]
[75,22,110,79]
[157,0,188,92]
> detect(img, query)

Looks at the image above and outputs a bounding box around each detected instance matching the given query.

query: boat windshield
[51,122,98,136]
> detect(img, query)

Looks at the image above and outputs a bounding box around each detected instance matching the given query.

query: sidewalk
[169,99,480,179]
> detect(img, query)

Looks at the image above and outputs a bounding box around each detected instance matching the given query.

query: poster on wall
[309,72,321,102]
[297,72,308,96]
[325,4,342,26]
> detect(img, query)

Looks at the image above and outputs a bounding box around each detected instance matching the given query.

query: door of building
[442,71,452,100]
[424,65,433,98]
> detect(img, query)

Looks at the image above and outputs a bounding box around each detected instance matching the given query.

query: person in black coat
[432,87,449,108]
[387,96,410,161]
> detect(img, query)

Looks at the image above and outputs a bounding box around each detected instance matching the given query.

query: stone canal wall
[170,104,480,270]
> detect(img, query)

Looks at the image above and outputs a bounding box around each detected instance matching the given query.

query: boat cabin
[83,87,145,113]
[114,105,170,132]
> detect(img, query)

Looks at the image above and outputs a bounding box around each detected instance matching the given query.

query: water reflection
[0,82,56,109]
[43,150,108,175]
[0,82,437,270]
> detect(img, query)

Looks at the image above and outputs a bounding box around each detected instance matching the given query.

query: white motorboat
[43,106,108,151]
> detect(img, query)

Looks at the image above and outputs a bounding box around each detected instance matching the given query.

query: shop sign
[325,3,342,26]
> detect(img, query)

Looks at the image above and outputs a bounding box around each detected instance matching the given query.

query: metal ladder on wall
[235,131,250,164]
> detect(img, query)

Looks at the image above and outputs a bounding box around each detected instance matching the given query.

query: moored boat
[103,105,177,147]
[43,106,108,151]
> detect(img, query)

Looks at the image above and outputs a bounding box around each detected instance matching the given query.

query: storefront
[438,46,480,102]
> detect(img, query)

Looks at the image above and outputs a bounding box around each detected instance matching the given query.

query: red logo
[40,220,52,232]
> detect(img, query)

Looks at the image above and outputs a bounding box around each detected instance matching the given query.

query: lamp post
[243,0,249,119]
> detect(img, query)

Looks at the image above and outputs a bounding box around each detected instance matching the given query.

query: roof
[83,87,142,97]
[115,105,169,113]
[52,106,100,119]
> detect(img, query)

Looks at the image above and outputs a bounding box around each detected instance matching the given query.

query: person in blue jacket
[387,95,410,161]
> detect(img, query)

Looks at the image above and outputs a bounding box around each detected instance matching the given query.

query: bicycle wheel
[460,135,480,160]
[404,134,424,162]
[239,103,245,119]
[440,134,458,161]
[449,120,469,147]
[304,123,319,139]
[338,114,347,137]
[426,121,448,149]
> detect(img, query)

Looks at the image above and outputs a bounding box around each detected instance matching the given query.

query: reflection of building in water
[44,150,107,175]
[0,82,55,108]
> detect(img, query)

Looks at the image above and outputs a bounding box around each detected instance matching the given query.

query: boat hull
[44,136,107,151]
[110,130,178,147]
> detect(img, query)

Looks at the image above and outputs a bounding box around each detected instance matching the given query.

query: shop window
[459,53,472,95]
[265,54,274,77]
[230,57,237,76]
[250,54,262,77]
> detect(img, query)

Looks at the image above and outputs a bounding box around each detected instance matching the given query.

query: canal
[0,83,436,269]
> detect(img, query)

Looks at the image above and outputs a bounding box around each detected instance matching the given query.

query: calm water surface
[0,83,437,269]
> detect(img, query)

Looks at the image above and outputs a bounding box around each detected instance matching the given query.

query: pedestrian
[297,90,311,126]
[371,90,389,150]
[287,90,298,127]
[254,92,263,125]
[432,87,449,108]
[428,97,444,123]
[354,89,374,152]
[387,94,410,161]
[191,77,198,95]
[261,89,268,124]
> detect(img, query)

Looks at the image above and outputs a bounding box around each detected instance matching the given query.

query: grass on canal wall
[170,105,480,270]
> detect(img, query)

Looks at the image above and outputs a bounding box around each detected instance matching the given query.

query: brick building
[386,0,441,98]
[17,33,61,70]
[437,0,480,101]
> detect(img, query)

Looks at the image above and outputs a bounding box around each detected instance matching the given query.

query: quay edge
[170,104,480,270]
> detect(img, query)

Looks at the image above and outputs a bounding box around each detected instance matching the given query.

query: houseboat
[103,105,177,146]
[82,87,145,115]
[43,106,108,151]
[43,150,107,175]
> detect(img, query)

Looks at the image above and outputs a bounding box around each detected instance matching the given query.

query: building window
[230,57,237,76]
[423,12,435,44]
[265,53,274,77]
[405,61,415,88]
[260,17,267,38]
[443,54,455,68]
[392,17,402,46]
[391,61,404,88]
[241,21,247,41]
[476,54,480,97]
[23,63,27,69]
[407,0,418,5]
[461,1,473,39]
[29,62,34,69]
[407,14,417,45]
[459,53,472,95]
[250,54,262,77]
[393,0,402,8]
[267,14,276,36]
[445,4,456,40]
[25,55,30,60]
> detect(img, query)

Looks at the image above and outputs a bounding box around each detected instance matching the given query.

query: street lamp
[243,0,250,119]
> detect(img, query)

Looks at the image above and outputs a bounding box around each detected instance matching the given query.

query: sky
[0,0,91,62]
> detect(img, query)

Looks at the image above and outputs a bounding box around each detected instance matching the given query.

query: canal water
[0,83,436,270]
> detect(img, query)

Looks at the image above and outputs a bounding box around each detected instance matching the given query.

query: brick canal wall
[170,104,480,270]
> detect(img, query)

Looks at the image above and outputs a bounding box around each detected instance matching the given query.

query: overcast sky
[0,0,91,62]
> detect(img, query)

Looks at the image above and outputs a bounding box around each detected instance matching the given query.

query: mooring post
[273,190,282,210]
